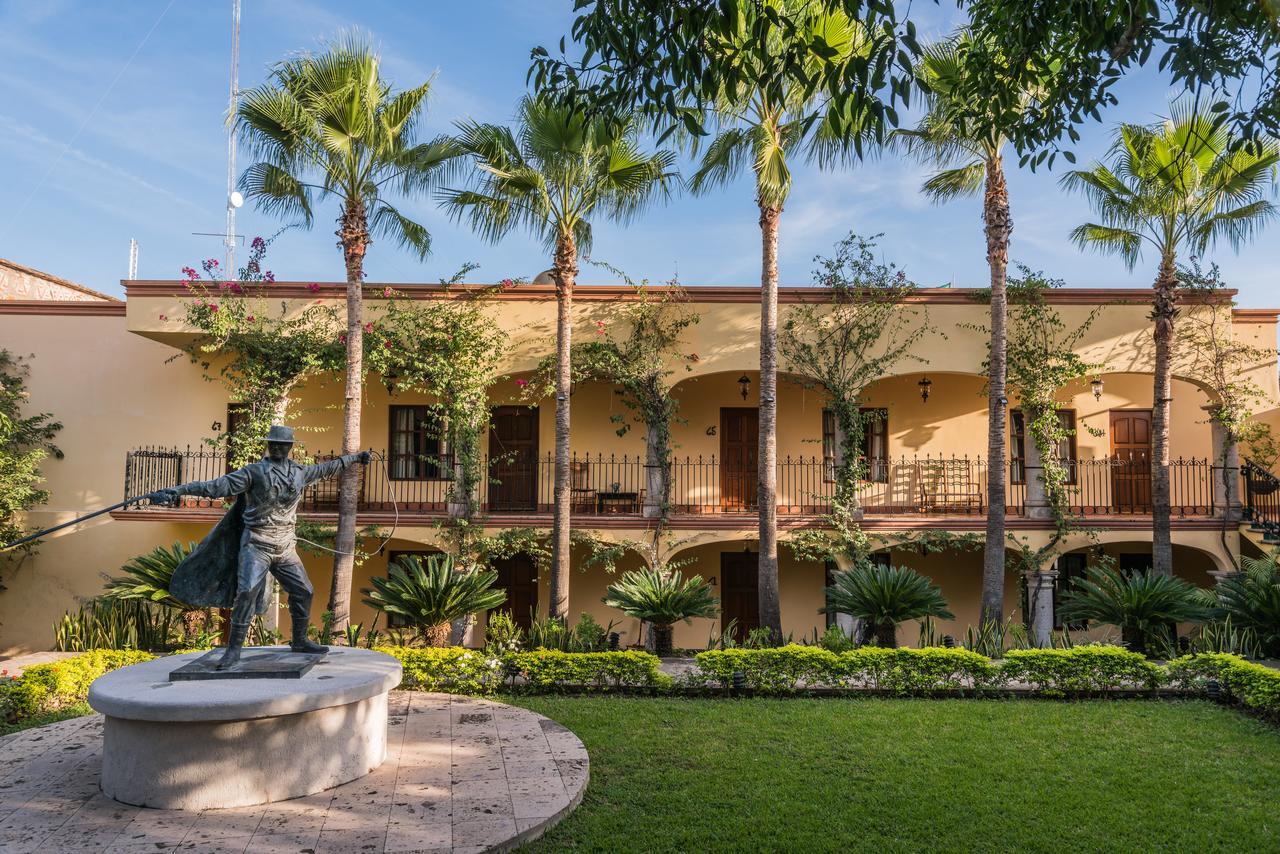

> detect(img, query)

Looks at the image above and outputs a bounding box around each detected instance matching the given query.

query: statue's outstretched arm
[302,451,370,486]
[171,466,253,500]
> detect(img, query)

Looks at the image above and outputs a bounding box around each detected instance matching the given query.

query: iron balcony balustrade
[124,447,1224,519]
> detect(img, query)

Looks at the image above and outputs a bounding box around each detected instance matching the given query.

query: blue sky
[1,0,1276,307]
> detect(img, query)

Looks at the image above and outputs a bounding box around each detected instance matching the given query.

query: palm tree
[896,34,1032,626]
[602,567,719,657]
[440,97,676,621]
[236,35,457,635]
[363,554,507,647]
[1062,107,1278,574]
[820,562,954,648]
[688,1,867,643]
[1057,565,1213,656]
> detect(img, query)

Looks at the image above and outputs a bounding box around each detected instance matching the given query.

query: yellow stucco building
[2,279,1277,655]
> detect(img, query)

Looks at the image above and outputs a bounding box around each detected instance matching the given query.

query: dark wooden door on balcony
[720,551,759,642]
[720,408,758,510]
[493,554,538,631]
[488,406,538,511]
[1110,410,1152,512]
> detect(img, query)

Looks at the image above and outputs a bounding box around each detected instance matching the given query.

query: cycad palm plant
[602,567,719,656]
[102,541,204,642]
[362,554,507,647]
[896,33,1034,626]
[1061,107,1278,574]
[237,34,458,635]
[820,563,954,648]
[1216,551,1280,657]
[1057,565,1214,656]
[441,97,676,621]
[688,0,869,644]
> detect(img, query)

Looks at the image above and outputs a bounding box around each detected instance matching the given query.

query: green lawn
[510,697,1280,852]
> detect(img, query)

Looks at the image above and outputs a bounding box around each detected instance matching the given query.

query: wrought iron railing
[123,447,1221,519]
[1242,457,1280,541]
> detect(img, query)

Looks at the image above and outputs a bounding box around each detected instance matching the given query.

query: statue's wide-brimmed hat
[259,425,296,444]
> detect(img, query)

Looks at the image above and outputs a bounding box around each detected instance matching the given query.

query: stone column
[1205,407,1242,522]
[1021,434,1053,520]
[831,555,861,641]
[1023,568,1059,648]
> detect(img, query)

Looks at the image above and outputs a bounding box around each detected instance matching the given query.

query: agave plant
[602,568,718,657]
[1215,551,1280,658]
[1058,566,1214,657]
[362,554,506,647]
[821,563,953,649]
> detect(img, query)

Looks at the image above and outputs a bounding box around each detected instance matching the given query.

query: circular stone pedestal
[87,647,402,810]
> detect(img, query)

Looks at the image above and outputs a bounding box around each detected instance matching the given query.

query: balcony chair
[918,459,984,514]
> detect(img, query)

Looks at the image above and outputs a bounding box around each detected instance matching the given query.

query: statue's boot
[217,622,250,670]
[289,598,328,654]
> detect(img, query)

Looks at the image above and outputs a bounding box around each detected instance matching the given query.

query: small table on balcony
[597,491,640,514]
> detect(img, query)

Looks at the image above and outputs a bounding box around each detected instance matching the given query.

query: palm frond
[1068,223,1144,269]
[369,202,432,260]
[921,160,986,202]
[238,162,314,226]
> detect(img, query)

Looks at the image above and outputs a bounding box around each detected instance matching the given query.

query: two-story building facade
[2,279,1277,654]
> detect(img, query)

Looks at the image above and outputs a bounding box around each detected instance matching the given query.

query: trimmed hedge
[0,649,154,721]
[692,645,1169,696]
[375,646,668,694]
[1001,647,1164,696]
[1168,653,1280,721]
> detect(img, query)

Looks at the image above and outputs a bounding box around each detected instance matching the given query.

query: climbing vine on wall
[525,263,699,524]
[780,233,932,508]
[177,238,344,467]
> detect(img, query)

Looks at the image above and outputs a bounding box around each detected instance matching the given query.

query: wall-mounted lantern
[918,375,933,403]
[738,374,751,401]
[1091,377,1105,401]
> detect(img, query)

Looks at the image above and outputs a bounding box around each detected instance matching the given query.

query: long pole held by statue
[0,495,155,553]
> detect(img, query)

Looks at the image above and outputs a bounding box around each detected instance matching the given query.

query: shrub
[1214,552,1280,658]
[1057,566,1212,656]
[1001,646,1164,696]
[1167,653,1280,721]
[695,645,840,693]
[821,563,953,648]
[363,554,507,646]
[375,646,504,695]
[837,647,1003,694]
[602,568,719,656]
[505,650,667,691]
[0,649,154,721]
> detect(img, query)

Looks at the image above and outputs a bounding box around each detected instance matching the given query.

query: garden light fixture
[918,375,932,403]
[1091,377,1104,401]
[738,374,751,400]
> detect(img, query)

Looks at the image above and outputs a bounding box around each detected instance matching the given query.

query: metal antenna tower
[224,0,242,275]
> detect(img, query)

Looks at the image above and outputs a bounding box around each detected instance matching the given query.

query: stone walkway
[0,692,588,853]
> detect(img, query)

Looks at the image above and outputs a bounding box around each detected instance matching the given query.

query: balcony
[121,447,1225,522]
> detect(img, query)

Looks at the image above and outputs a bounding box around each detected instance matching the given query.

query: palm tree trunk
[980,155,1011,626]
[550,233,577,621]
[757,201,783,645]
[875,622,897,649]
[1151,253,1178,575]
[327,197,369,638]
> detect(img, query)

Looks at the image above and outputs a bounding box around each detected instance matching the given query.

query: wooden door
[720,408,759,510]
[488,406,538,510]
[720,551,760,642]
[493,554,539,631]
[1110,410,1152,513]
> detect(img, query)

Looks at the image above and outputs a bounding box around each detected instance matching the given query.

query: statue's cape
[170,496,269,615]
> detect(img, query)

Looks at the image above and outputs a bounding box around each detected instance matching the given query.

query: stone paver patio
[0,692,588,853]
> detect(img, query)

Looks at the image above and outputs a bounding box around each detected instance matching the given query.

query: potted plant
[820,562,953,648]
[362,554,507,647]
[602,567,718,657]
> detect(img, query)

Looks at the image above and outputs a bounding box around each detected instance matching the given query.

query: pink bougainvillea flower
[246,315,255,323]
[338,333,347,344]
[383,287,393,298]
[251,236,265,250]
[158,314,167,321]
[264,271,275,283]
[364,322,374,333]
[208,304,219,313]
[181,266,199,280]
[384,340,392,348]
[515,378,529,388]
[499,278,514,290]
[228,283,244,295]
[307,282,322,293]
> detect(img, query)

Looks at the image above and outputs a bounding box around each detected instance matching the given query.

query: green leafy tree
[820,563,954,648]
[440,97,676,621]
[896,33,1043,626]
[236,34,457,634]
[362,553,507,647]
[1058,565,1213,656]
[686,1,872,645]
[0,350,62,577]
[602,567,719,657]
[781,232,930,508]
[1061,106,1278,575]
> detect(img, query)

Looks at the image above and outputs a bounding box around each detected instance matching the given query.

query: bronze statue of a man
[149,425,369,670]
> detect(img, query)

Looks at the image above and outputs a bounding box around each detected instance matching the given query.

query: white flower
[486,658,500,669]
[460,651,472,661]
